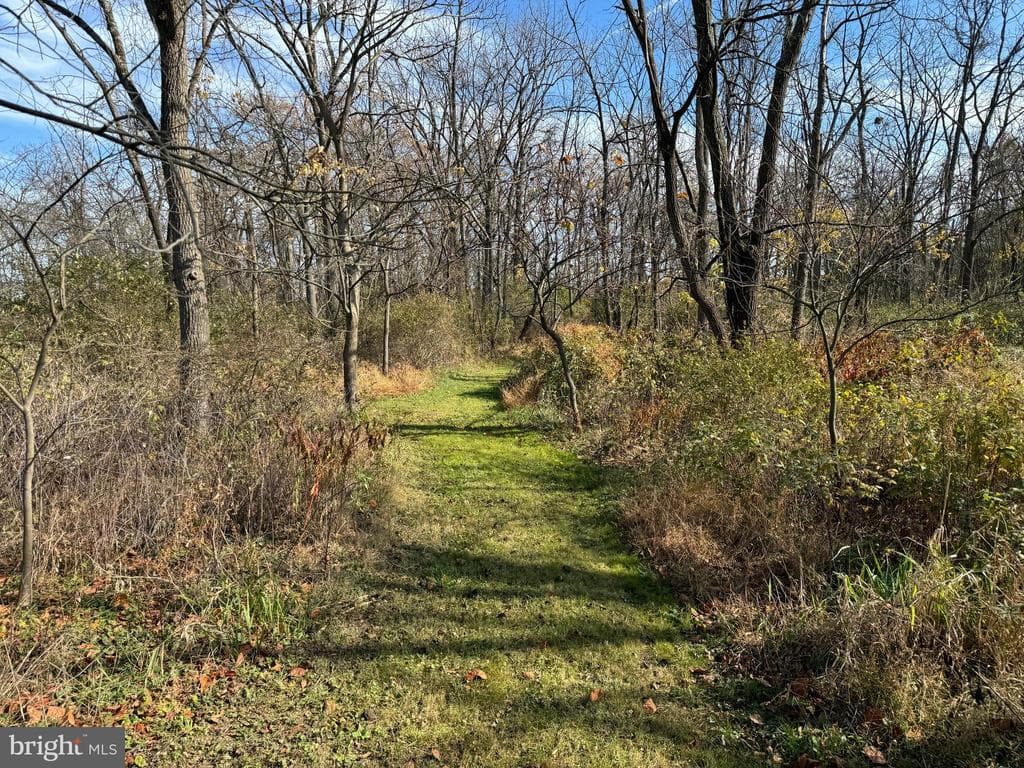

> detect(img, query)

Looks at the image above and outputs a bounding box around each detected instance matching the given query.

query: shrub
[0,299,391,575]
[360,293,473,370]
[505,322,1024,729]
[505,322,624,421]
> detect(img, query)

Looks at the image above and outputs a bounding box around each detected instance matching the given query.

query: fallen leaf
[691,667,717,683]
[430,747,442,761]
[81,579,106,596]
[862,706,885,727]
[789,677,813,699]
[642,697,657,714]
[197,673,214,693]
[749,713,765,726]
[862,744,887,765]
[904,727,924,743]
[794,755,823,768]
[522,670,538,681]
[589,689,602,702]
[112,593,130,609]
[289,666,307,678]
[464,668,487,682]
[235,644,252,666]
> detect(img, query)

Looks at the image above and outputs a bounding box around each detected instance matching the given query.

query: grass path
[338,365,745,767]
[156,365,752,767]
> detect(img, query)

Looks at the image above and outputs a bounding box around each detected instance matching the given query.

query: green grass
[14,364,1010,766]
[135,365,751,767]
[347,366,747,766]
[10,364,1006,765]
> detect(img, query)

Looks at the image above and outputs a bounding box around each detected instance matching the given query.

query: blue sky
[0,0,625,157]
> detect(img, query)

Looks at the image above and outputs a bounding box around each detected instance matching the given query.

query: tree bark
[624,0,727,345]
[145,0,211,429]
[17,408,35,607]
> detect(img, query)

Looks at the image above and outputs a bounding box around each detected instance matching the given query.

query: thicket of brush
[1,265,475,610]
[506,318,1024,739]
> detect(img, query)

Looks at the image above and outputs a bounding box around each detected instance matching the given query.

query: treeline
[2,0,1024,600]
[3,0,1024,416]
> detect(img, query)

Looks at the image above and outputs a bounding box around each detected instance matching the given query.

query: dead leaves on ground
[862,744,888,765]
[3,695,78,726]
[197,662,239,693]
[690,667,718,684]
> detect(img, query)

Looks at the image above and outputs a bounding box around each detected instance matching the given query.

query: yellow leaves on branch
[295,145,374,181]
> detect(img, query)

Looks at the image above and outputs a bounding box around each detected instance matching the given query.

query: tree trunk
[743,0,817,342]
[960,156,983,298]
[382,262,392,375]
[690,0,816,343]
[624,0,727,345]
[792,0,829,339]
[244,208,260,340]
[146,0,211,429]
[17,408,35,608]
[544,319,582,432]
[343,281,360,411]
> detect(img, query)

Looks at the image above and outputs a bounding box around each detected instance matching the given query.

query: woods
[2,0,1024,765]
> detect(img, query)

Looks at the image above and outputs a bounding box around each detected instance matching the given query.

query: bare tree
[0,159,103,605]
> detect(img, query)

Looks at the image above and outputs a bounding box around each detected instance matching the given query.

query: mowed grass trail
[153,366,752,767]
[342,366,745,767]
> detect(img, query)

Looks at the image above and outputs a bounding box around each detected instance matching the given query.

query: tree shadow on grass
[891,725,1023,768]
[305,542,679,662]
[394,422,533,439]
[446,383,504,401]
[382,542,666,605]
[391,686,753,768]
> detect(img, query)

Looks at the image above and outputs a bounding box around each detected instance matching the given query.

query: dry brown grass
[358,362,433,399]
[622,480,828,600]
[500,370,543,408]
[0,333,393,578]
